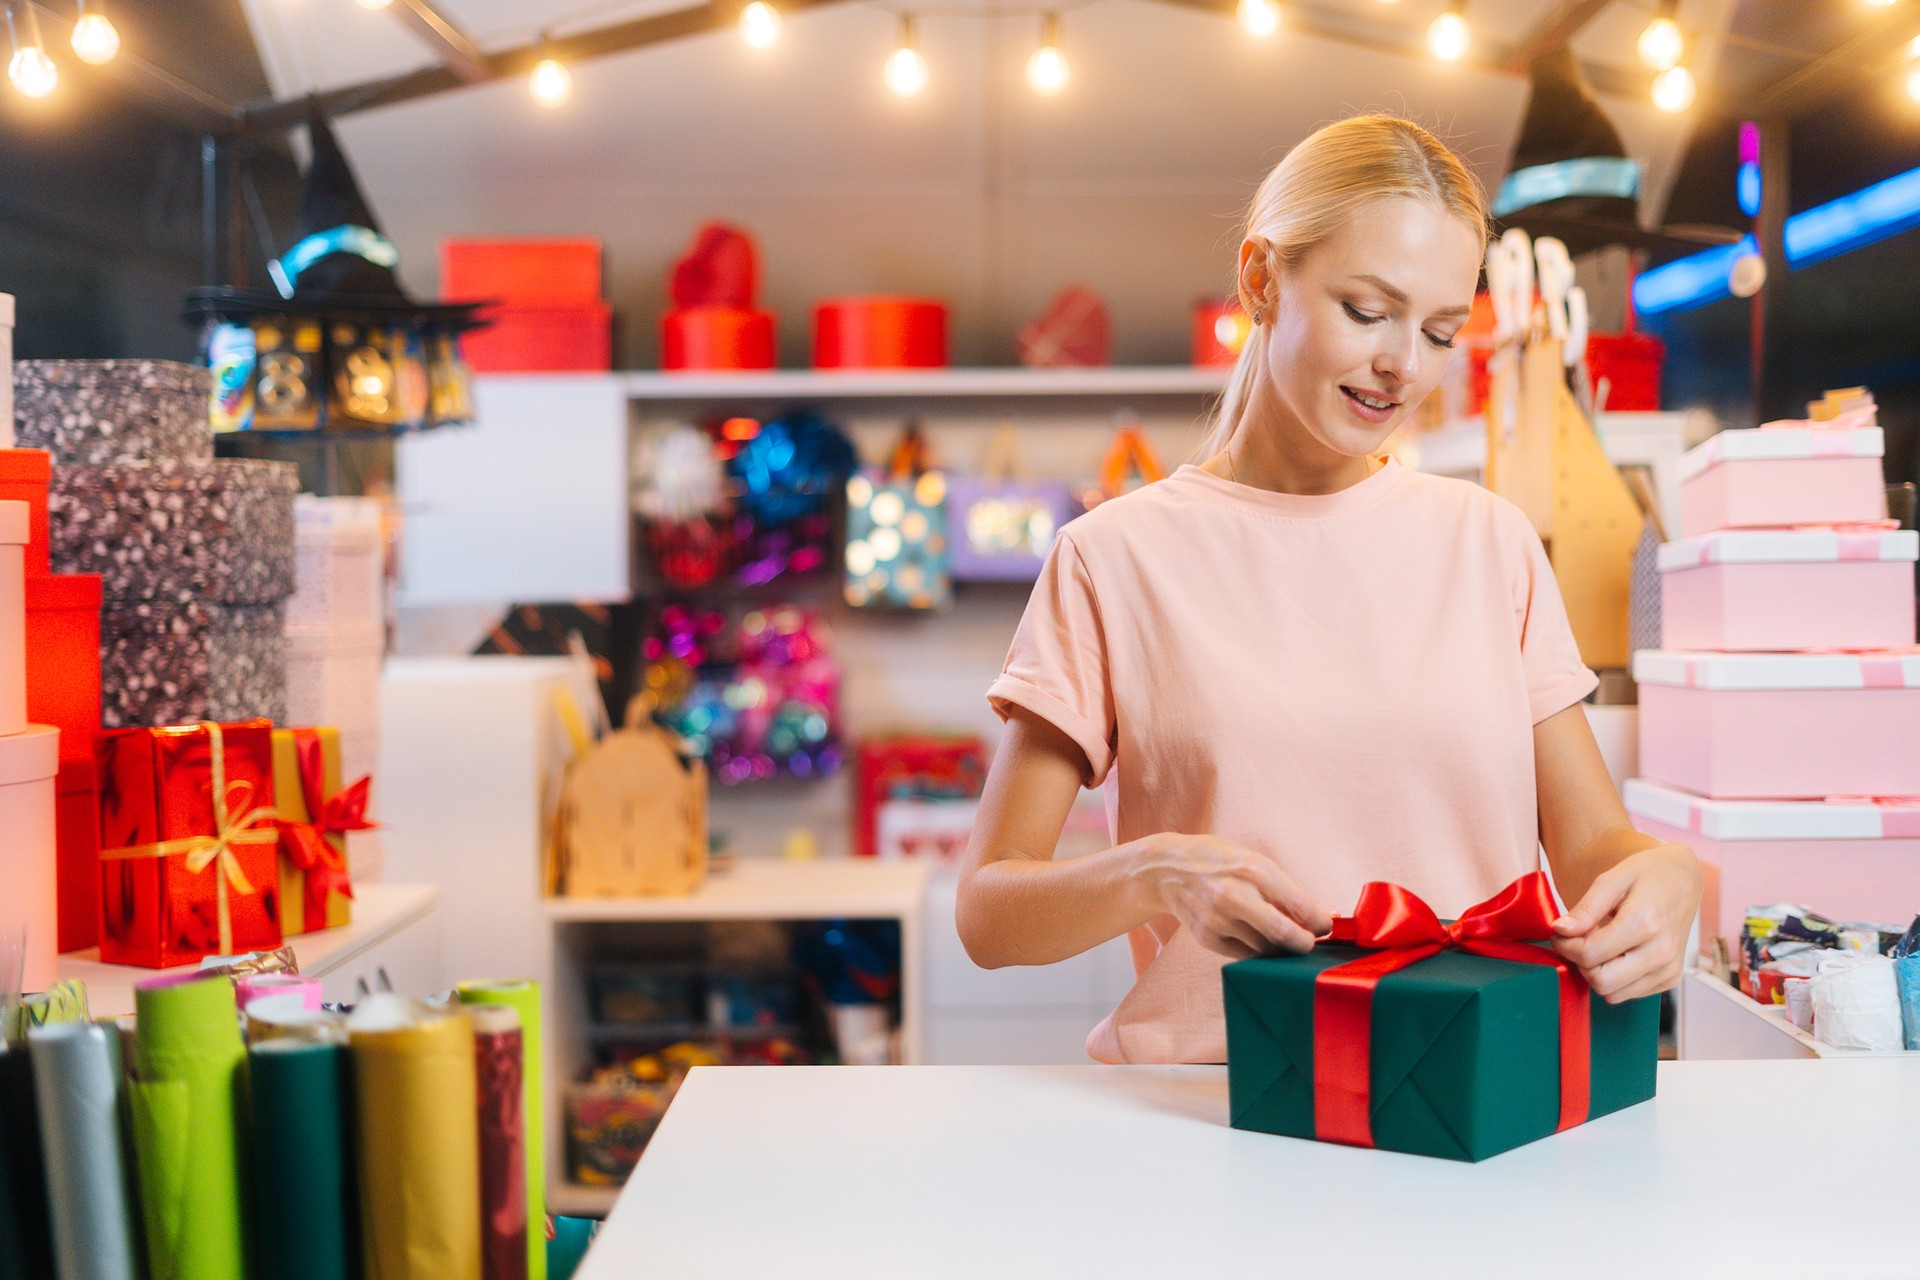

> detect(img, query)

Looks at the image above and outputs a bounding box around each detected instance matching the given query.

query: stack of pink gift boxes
[1626,389,1920,956]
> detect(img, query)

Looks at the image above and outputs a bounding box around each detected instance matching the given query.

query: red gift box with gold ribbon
[271,725,368,935]
[97,720,285,968]
[1224,873,1659,1162]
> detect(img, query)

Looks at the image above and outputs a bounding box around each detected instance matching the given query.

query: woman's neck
[1206,398,1379,497]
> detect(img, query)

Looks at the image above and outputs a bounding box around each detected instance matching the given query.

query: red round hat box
[812,297,948,369]
[661,306,777,371]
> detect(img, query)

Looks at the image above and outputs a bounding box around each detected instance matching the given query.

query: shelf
[617,365,1229,405]
[57,882,443,1020]
[545,856,932,924]
[551,1180,622,1219]
[586,1022,803,1044]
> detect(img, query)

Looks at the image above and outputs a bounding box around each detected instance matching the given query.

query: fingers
[1556,893,1663,972]
[1578,932,1685,1003]
[1242,860,1334,937]
[1553,867,1632,939]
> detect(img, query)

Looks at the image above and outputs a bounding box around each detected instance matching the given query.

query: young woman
[955,114,1702,1066]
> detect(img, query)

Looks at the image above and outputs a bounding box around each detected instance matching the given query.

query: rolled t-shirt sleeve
[1507,511,1600,724]
[986,530,1118,786]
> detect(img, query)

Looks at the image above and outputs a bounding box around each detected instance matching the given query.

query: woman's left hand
[1549,843,1703,1003]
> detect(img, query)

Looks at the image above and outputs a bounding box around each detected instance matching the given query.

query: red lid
[0,448,51,482]
[25,573,103,609]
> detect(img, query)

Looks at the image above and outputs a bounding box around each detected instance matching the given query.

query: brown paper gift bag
[556,696,708,897]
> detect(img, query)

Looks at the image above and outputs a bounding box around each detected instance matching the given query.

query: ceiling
[226,0,1773,364]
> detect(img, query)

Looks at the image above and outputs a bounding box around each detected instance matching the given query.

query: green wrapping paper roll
[457,980,545,1280]
[29,1021,143,1280]
[131,972,250,1280]
[0,1043,56,1280]
[349,996,481,1280]
[249,1039,357,1280]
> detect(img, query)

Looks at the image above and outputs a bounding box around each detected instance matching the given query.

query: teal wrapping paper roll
[131,971,250,1280]
[250,1038,357,1280]
[29,1021,144,1280]
[0,1043,56,1279]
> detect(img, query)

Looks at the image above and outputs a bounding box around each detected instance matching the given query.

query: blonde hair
[1198,114,1488,460]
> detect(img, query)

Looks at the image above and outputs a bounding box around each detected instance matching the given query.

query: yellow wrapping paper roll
[348,997,481,1280]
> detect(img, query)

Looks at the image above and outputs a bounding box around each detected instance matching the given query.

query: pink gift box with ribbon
[1625,779,1920,947]
[1634,650,1920,799]
[1678,414,1887,539]
[1658,527,1918,652]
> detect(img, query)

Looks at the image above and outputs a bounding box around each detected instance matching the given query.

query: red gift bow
[277,730,372,927]
[1312,872,1592,1149]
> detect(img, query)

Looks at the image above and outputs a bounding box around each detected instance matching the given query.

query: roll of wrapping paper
[250,1038,357,1280]
[0,1042,56,1280]
[457,979,546,1280]
[236,972,322,1014]
[246,1007,347,1047]
[349,996,481,1280]
[131,971,250,1280]
[29,1021,142,1280]
[471,1005,528,1280]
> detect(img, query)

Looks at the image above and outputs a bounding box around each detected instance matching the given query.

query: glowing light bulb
[1237,0,1280,39]
[1027,14,1067,94]
[8,45,55,97]
[1906,62,1920,102]
[1864,0,1898,8]
[1427,8,1468,62]
[1652,63,1695,113]
[1638,15,1683,71]
[740,1,780,49]
[530,56,571,107]
[70,10,119,65]
[884,18,927,97]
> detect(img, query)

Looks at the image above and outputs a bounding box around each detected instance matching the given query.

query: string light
[1426,0,1468,62]
[884,14,927,96]
[1237,0,1280,39]
[1026,12,1067,94]
[1637,0,1682,71]
[740,1,780,48]
[69,0,118,65]
[1652,62,1695,112]
[7,3,57,98]
[529,34,571,107]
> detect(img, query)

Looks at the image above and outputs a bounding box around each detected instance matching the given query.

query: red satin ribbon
[1312,872,1591,1149]
[277,730,373,927]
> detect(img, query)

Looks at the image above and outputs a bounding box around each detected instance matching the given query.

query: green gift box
[1225,940,1659,1162]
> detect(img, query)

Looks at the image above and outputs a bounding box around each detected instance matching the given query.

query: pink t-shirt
[986,459,1597,1064]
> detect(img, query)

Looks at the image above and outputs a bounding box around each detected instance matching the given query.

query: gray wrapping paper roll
[29,1021,144,1280]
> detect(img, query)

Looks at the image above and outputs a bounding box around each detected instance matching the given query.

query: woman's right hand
[1137,833,1332,961]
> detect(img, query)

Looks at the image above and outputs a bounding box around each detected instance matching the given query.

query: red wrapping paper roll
[812,297,947,369]
[472,1005,529,1280]
[660,307,776,371]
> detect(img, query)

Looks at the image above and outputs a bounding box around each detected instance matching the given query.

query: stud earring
[1252,309,1264,326]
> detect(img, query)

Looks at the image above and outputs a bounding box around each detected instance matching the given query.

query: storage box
[54,755,101,954]
[290,496,385,631]
[48,458,297,604]
[24,572,102,762]
[1658,529,1918,652]
[0,500,23,738]
[1584,332,1663,412]
[0,449,51,575]
[1624,779,1920,950]
[285,623,383,733]
[1634,650,1920,798]
[461,303,612,373]
[13,359,213,466]
[96,719,284,968]
[101,599,286,728]
[1191,299,1249,368]
[1679,423,1886,538]
[812,298,947,369]
[1223,878,1659,1162]
[0,725,59,992]
[660,306,775,371]
[441,238,603,305]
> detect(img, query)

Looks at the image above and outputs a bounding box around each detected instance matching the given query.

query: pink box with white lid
[1624,778,1920,948]
[0,498,27,737]
[1659,528,1917,652]
[0,724,60,992]
[1678,412,1886,539]
[1633,649,1920,799]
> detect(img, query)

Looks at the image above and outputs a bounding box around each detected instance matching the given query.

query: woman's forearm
[957,834,1168,969]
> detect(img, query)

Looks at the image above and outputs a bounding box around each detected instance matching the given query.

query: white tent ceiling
[238,0,1738,364]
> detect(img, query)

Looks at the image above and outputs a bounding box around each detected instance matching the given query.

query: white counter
[577,1060,1919,1278]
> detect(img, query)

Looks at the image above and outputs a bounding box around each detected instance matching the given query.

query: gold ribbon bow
[100,721,279,956]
